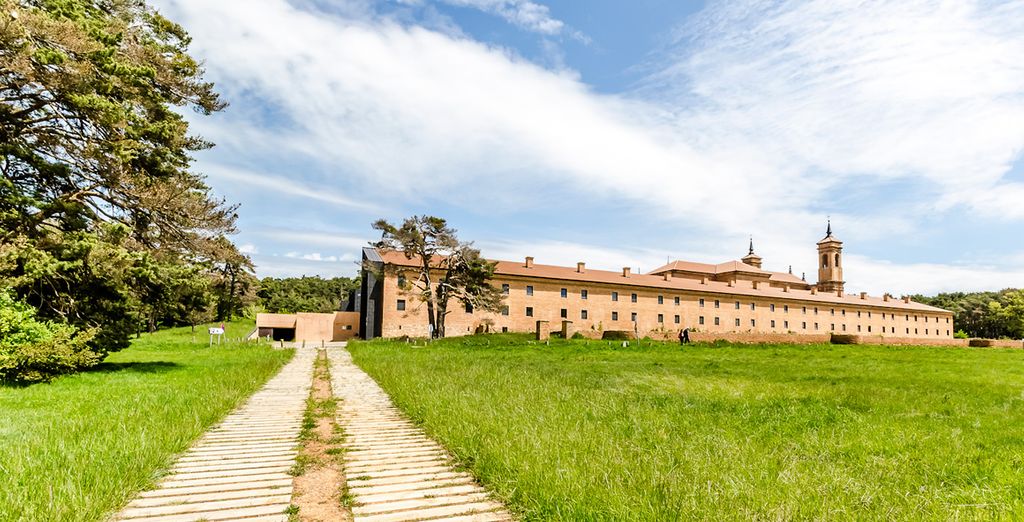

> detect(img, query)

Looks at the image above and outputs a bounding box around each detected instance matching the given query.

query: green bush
[0,291,98,383]
[571,332,585,340]
[601,330,632,341]
[954,329,969,339]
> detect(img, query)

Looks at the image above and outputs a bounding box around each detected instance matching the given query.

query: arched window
[822,254,828,268]
[835,253,841,267]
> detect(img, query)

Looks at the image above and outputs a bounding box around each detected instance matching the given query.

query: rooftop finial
[826,216,832,236]
[788,265,793,274]
[748,235,754,255]
[801,271,806,281]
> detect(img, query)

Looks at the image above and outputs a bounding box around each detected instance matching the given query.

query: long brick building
[359,225,955,343]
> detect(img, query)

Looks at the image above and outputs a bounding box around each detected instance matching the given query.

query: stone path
[329,348,513,522]
[114,347,317,522]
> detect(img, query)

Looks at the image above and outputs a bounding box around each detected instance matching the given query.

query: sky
[152,0,1024,296]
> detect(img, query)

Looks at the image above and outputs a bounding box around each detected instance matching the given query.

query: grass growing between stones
[0,320,293,522]
[348,335,1024,520]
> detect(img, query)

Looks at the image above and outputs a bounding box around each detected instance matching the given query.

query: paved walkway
[114,347,317,522]
[329,348,513,522]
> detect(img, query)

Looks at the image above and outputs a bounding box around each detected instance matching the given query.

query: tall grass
[349,335,1024,520]
[0,320,293,522]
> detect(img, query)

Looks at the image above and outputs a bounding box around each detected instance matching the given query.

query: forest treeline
[912,289,1024,340]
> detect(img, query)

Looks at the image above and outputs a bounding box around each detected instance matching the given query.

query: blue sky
[153,0,1024,295]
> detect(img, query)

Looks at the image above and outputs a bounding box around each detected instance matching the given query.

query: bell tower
[816,220,844,294]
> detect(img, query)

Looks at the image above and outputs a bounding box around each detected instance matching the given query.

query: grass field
[348,335,1024,520]
[0,320,293,522]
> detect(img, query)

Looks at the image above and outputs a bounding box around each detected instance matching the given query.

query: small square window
[657,314,664,323]
[841,309,846,316]
[770,304,776,312]
[699,298,705,307]
[502,326,508,333]
[631,312,637,322]
[735,318,741,327]
[842,324,846,331]
[658,295,664,305]
[699,316,705,325]
[771,319,776,328]
[784,320,789,329]
[611,291,619,302]
[581,310,588,320]
[560,288,568,298]
[526,307,534,317]
[802,321,807,329]
[714,300,720,308]
[397,299,406,311]
[631,293,638,303]
[526,285,534,296]
[814,307,819,315]
[674,315,680,324]
[750,303,755,311]
[784,305,789,313]
[674,296,680,306]
[501,283,509,294]
[857,310,861,318]
[750,319,755,327]
[735,301,740,310]
[502,306,509,316]
[581,289,588,300]
[465,302,473,313]
[560,308,567,319]
[831,309,835,316]
[802,306,807,314]
[612,311,619,321]
[714,317,720,326]
[815,322,819,330]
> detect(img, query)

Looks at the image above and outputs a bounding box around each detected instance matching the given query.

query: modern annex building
[359,225,955,343]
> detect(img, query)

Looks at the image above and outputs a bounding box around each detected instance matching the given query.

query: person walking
[679,328,690,345]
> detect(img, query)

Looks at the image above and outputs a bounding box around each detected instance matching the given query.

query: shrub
[601,330,632,341]
[954,330,969,339]
[571,332,585,340]
[0,291,98,383]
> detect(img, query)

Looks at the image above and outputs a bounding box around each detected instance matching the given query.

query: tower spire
[826,217,832,236]
[748,236,754,255]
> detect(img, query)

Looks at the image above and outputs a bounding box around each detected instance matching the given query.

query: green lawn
[348,335,1024,521]
[0,320,294,522]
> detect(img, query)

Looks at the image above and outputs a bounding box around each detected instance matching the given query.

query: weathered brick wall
[687,332,833,344]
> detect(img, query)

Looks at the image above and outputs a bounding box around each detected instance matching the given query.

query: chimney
[577,262,585,273]
[903,295,911,304]
[883,293,890,302]
[811,287,817,295]
[860,292,867,300]
[663,273,671,282]
[837,290,843,297]
[525,256,534,268]
[622,267,631,277]
[752,281,760,290]
[783,284,790,293]
[727,280,735,287]
[700,276,708,285]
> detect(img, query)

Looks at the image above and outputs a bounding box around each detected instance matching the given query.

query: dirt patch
[291,349,352,522]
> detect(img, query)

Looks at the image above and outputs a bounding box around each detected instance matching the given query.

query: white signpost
[208,327,225,346]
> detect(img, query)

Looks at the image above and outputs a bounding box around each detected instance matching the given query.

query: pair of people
[678,328,690,344]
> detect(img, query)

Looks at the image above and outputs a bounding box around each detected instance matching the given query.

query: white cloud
[257,229,370,250]
[434,0,565,35]
[157,0,1024,287]
[238,243,259,254]
[283,251,349,262]
[202,163,382,212]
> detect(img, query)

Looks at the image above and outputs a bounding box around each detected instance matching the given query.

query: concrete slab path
[329,348,513,522]
[113,347,317,522]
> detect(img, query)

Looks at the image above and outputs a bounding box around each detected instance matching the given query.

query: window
[611,311,618,321]
[802,321,807,329]
[906,328,910,334]
[925,329,929,335]
[560,308,567,319]
[915,328,918,334]
[581,310,588,320]
[784,320,789,329]
[868,311,871,318]
[841,309,846,316]
[502,283,509,294]
[771,320,776,328]
[674,296,680,306]
[822,254,829,267]
[831,308,835,316]
[560,288,568,298]
[714,317,720,326]
[750,319,756,327]
[770,304,776,312]
[735,301,740,310]
[658,295,664,305]
[946,317,950,323]
[784,305,789,313]
[631,293,638,303]
[905,314,909,321]
[842,324,847,331]
[947,330,950,336]
[699,316,705,325]
[631,312,637,322]
[835,253,840,267]
[674,315,680,324]
[802,306,807,314]
[526,307,533,317]
[502,326,508,333]
[715,300,721,308]
[856,325,861,332]
[658,314,664,323]
[502,306,509,316]
[815,322,819,330]
[830,323,835,331]
[867,326,871,332]
[700,298,705,307]
[526,285,534,296]
[612,291,619,301]
[735,318,741,327]
[465,302,473,313]
[397,274,407,288]
[814,307,819,315]
[857,311,861,318]
[581,289,588,300]
[914,315,918,322]
[750,303,756,311]
[397,299,406,311]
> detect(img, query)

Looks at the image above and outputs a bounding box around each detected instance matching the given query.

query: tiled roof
[372,249,950,314]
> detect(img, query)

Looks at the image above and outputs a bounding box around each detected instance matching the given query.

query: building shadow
[87,361,182,374]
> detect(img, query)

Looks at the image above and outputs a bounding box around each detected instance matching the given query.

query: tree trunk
[436,304,448,338]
